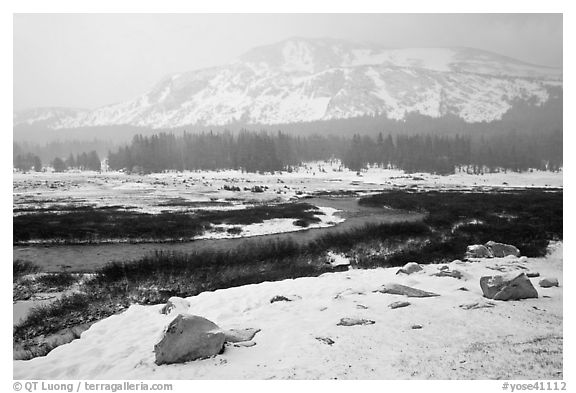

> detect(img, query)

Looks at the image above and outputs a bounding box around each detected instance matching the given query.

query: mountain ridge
[14,37,562,130]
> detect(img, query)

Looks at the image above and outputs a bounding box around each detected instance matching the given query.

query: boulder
[465,244,493,259]
[485,241,521,258]
[374,283,440,298]
[480,273,538,301]
[396,262,423,275]
[223,328,261,343]
[154,314,225,365]
[160,297,190,315]
[539,278,559,288]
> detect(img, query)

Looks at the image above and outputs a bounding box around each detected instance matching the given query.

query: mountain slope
[14,38,562,130]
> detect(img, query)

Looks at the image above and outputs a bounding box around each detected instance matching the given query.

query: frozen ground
[14,162,560,242]
[13,162,563,216]
[197,206,344,240]
[14,243,563,380]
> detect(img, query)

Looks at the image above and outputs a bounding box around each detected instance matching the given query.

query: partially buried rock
[539,278,559,288]
[433,269,463,279]
[485,241,521,258]
[411,324,423,329]
[154,314,225,365]
[160,297,190,315]
[480,272,538,301]
[316,336,335,345]
[459,301,496,310]
[233,341,256,348]
[389,301,410,309]
[337,318,375,326]
[374,283,440,298]
[396,262,423,275]
[270,295,292,303]
[526,272,540,278]
[223,328,261,343]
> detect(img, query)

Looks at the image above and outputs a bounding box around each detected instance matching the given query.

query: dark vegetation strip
[13,202,322,244]
[359,189,562,259]
[14,190,562,357]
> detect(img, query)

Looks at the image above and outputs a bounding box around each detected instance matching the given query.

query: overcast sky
[13,13,562,111]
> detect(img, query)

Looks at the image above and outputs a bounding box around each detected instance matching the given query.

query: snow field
[14,243,562,379]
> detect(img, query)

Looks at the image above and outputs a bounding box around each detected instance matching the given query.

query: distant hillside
[14,37,562,140]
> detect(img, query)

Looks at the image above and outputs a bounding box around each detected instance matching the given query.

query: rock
[526,272,540,278]
[396,262,423,275]
[356,304,368,309]
[154,314,225,365]
[480,273,538,301]
[315,337,335,345]
[485,241,521,258]
[270,295,292,303]
[465,244,493,259]
[411,324,423,329]
[459,301,496,310]
[374,283,440,298]
[389,301,410,309]
[160,297,190,315]
[439,265,450,271]
[223,328,260,343]
[337,318,375,326]
[539,278,559,288]
[433,269,463,279]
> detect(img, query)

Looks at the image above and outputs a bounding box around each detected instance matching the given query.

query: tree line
[104,129,561,175]
[13,151,102,172]
[107,131,345,173]
[342,129,562,174]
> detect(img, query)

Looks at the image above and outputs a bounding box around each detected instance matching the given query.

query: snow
[13,163,563,219]
[14,242,563,379]
[15,40,562,129]
[197,206,344,240]
[350,48,456,72]
[326,251,351,267]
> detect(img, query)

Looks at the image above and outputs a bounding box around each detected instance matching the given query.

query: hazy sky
[13,13,562,111]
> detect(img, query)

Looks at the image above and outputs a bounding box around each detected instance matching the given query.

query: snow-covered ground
[13,162,563,216]
[14,242,562,380]
[197,206,344,240]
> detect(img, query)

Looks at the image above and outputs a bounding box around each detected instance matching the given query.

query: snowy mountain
[14,107,88,128]
[14,38,562,129]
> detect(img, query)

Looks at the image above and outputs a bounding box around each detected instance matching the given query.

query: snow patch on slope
[14,39,562,129]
